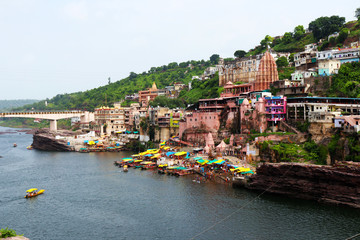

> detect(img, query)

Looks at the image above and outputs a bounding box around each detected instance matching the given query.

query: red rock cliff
[247,163,360,208]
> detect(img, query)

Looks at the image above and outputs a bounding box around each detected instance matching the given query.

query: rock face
[32,129,72,151]
[247,163,360,208]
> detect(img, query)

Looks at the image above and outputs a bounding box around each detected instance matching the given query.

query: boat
[24,188,45,198]
[13,143,17,147]
[123,165,128,172]
[26,146,33,150]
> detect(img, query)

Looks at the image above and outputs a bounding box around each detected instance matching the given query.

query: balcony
[267,118,286,121]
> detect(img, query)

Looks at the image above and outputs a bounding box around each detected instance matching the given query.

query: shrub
[0,227,18,238]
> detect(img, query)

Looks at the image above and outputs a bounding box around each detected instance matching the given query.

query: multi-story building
[286,97,360,122]
[316,50,340,76]
[94,103,126,136]
[271,79,309,97]
[218,56,260,86]
[332,47,360,64]
[294,51,317,71]
[264,96,287,123]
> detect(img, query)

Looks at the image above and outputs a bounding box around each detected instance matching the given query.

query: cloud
[63,1,88,21]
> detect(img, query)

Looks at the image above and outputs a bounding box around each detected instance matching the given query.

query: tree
[308,16,345,40]
[282,32,293,44]
[129,72,138,80]
[276,56,289,68]
[293,25,305,40]
[260,35,274,49]
[288,53,295,63]
[234,50,247,58]
[210,54,220,64]
[355,8,360,20]
[337,28,349,43]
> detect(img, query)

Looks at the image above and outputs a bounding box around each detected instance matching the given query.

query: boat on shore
[24,188,45,198]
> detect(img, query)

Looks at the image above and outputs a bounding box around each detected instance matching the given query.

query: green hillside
[17,60,213,111]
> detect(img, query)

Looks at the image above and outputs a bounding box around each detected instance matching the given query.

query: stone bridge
[0,111,94,131]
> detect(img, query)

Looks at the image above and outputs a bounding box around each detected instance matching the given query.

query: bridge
[0,111,95,131]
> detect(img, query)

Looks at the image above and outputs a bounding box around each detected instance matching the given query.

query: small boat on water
[13,143,17,147]
[26,145,33,150]
[24,188,45,198]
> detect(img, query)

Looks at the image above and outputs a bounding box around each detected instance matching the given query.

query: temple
[253,51,279,91]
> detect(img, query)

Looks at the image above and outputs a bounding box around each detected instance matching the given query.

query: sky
[0,0,358,100]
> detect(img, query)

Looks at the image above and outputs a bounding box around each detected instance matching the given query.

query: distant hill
[0,99,39,112]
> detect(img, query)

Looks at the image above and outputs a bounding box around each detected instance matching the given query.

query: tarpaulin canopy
[166,152,175,156]
[151,154,161,159]
[194,157,203,160]
[132,154,141,157]
[83,140,89,143]
[241,170,254,174]
[26,188,38,192]
[144,154,153,157]
[134,160,143,163]
[174,151,187,156]
[122,158,132,160]
[140,161,154,165]
[163,146,170,150]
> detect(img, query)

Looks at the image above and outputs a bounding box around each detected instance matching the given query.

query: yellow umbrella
[140,161,153,165]
[151,154,161,159]
[174,151,187,156]
[88,141,95,145]
[26,188,38,192]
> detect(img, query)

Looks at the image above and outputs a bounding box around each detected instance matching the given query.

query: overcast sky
[0,0,358,100]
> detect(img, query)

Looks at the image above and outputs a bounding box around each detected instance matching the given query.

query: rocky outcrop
[247,163,360,208]
[32,129,72,151]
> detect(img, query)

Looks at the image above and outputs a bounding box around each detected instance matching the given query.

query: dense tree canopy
[329,62,360,98]
[276,56,289,68]
[356,7,360,20]
[308,16,345,40]
[260,35,274,49]
[293,25,305,40]
[210,54,220,64]
[234,50,247,58]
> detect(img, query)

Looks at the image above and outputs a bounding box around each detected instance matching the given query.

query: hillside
[16,60,212,111]
[0,99,39,112]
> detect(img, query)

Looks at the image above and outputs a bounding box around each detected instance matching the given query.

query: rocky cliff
[32,129,72,151]
[247,163,360,208]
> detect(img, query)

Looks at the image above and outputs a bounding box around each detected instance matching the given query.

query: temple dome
[254,51,278,91]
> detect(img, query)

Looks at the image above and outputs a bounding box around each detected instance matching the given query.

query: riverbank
[247,162,360,208]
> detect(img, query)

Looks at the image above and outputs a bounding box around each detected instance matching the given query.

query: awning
[166,152,175,156]
[174,151,187,156]
[26,188,38,192]
[151,154,161,159]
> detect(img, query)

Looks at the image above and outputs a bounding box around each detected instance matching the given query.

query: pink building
[264,96,287,122]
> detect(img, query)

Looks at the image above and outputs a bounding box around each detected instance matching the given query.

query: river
[1,126,360,240]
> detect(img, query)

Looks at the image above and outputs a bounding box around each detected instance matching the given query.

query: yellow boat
[24,188,45,198]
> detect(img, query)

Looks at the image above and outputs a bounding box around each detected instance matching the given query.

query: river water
[1,126,360,240]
